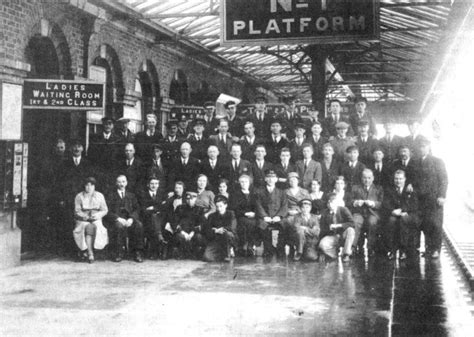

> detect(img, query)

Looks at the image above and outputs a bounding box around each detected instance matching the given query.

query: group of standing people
[37,95,448,264]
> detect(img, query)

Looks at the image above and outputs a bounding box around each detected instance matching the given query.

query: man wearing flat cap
[187,118,209,161]
[349,96,377,137]
[329,121,356,162]
[255,169,288,257]
[290,198,320,261]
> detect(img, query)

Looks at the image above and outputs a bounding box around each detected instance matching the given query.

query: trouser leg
[384,216,398,254]
[342,228,355,256]
[352,213,364,251]
[319,235,339,259]
[366,215,380,252]
[129,220,145,252]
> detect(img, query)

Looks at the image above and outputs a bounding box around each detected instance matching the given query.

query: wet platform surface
[1,247,473,336]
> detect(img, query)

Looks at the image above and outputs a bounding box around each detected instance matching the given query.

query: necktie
[211,161,215,169]
[234,160,238,171]
[127,160,131,167]
[304,160,308,172]
[151,192,155,199]
[283,163,287,171]
[74,158,79,166]
[121,191,124,199]
[402,160,406,167]
[182,159,186,166]
[332,212,337,225]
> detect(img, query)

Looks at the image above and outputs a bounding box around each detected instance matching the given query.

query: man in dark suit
[416,139,448,259]
[265,118,289,164]
[379,121,403,163]
[308,121,327,162]
[355,120,379,166]
[404,119,428,160]
[240,120,264,161]
[161,119,181,166]
[382,170,421,260]
[225,100,245,139]
[318,192,355,262]
[187,118,209,161]
[349,96,377,137]
[250,144,273,189]
[87,117,121,191]
[137,176,166,259]
[105,175,144,262]
[202,101,219,137]
[390,145,419,190]
[256,169,288,257]
[176,113,192,139]
[145,144,168,192]
[368,147,392,189]
[168,141,201,192]
[200,145,228,193]
[226,143,253,191]
[115,143,145,193]
[203,195,237,262]
[296,143,322,190]
[209,118,233,161]
[320,143,342,193]
[321,99,354,138]
[349,169,384,256]
[288,122,309,163]
[340,146,366,191]
[274,147,297,190]
[116,117,135,144]
[249,95,272,139]
[134,113,163,162]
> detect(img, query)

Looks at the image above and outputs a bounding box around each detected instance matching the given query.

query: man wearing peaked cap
[176,113,191,139]
[188,117,209,161]
[203,101,219,137]
[289,122,309,163]
[250,94,272,139]
[350,96,377,137]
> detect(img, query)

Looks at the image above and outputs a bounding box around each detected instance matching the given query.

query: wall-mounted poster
[0,83,23,140]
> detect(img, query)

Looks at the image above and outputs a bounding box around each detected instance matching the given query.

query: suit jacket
[349,112,377,137]
[240,136,265,161]
[308,135,328,162]
[249,112,272,139]
[88,132,122,170]
[230,189,258,218]
[403,134,429,160]
[289,139,310,163]
[349,184,384,219]
[255,186,288,227]
[161,136,182,166]
[187,133,210,161]
[416,155,448,202]
[105,190,140,223]
[340,161,366,190]
[319,206,354,238]
[168,157,201,191]
[296,159,322,190]
[201,158,229,192]
[293,213,320,238]
[205,210,237,240]
[251,160,274,188]
[202,116,220,137]
[390,158,419,188]
[322,115,354,138]
[379,135,403,163]
[134,130,163,162]
[382,185,420,217]
[355,136,379,166]
[320,158,342,192]
[115,157,145,193]
[226,158,253,190]
[145,159,168,191]
[209,134,233,161]
[61,157,94,201]
[274,161,297,190]
[137,189,166,228]
[265,136,290,164]
[368,161,392,189]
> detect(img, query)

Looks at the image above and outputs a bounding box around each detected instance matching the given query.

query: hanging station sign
[23,79,105,110]
[169,106,205,120]
[220,0,379,46]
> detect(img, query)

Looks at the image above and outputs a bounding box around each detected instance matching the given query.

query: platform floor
[1,246,473,337]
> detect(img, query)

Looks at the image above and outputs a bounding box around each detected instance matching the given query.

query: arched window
[169,69,188,104]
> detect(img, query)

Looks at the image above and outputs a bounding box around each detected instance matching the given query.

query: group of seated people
[42,97,447,264]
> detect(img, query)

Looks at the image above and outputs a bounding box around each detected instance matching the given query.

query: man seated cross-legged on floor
[319,192,355,262]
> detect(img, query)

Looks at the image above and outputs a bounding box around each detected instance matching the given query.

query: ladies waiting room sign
[221,0,379,46]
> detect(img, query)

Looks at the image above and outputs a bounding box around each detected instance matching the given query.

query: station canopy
[120,0,458,103]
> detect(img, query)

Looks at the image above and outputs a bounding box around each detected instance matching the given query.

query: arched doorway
[22,22,73,252]
[169,69,188,104]
[135,60,161,130]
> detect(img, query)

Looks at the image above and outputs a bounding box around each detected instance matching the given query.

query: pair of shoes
[431,251,440,259]
[134,251,144,263]
[342,254,351,263]
[88,255,94,264]
[293,252,302,261]
[246,247,255,257]
[399,252,407,260]
[114,255,122,262]
[387,252,395,260]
